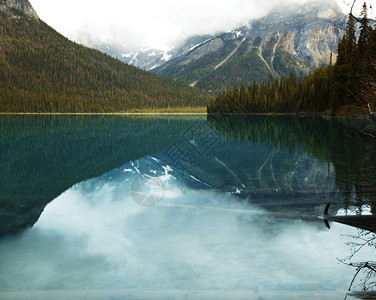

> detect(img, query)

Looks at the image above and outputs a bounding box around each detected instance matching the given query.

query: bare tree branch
[350,0,357,16]
[339,231,376,293]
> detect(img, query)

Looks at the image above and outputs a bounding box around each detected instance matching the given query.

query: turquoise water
[0,115,375,299]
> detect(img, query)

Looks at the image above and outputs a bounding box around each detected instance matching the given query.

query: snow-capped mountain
[73,32,215,71]
[73,0,347,91]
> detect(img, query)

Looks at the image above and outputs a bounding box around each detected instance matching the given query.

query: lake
[0,115,376,299]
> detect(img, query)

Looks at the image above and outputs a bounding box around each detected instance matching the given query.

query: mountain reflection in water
[0,115,376,299]
[0,164,367,299]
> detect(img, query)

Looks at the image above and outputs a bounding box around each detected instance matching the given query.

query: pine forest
[207,4,376,116]
[0,10,209,113]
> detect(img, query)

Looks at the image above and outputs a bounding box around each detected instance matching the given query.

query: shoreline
[0,111,372,119]
[0,112,208,116]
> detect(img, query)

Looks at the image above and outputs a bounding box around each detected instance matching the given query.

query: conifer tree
[208,5,376,117]
[333,14,357,109]
[358,2,370,59]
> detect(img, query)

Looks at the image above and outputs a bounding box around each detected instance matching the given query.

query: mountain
[74,31,214,72]
[0,0,208,113]
[81,0,347,93]
[151,0,347,92]
[0,0,37,19]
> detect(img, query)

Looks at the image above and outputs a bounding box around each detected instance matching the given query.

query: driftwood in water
[323,202,376,233]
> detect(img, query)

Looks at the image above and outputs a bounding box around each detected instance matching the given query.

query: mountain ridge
[150,1,347,92]
[0,0,208,112]
[0,0,37,19]
[77,1,347,93]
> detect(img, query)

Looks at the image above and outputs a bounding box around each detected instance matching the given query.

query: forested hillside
[0,7,208,112]
[208,5,376,116]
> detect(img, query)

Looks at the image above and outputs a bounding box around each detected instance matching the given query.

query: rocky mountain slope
[0,0,37,19]
[82,0,347,93]
[151,0,347,92]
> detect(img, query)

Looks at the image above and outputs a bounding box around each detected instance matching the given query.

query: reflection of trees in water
[0,115,203,236]
[207,115,376,211]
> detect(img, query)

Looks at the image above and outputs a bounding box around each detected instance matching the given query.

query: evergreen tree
[359,4,376,114]
[358,2,370,59]
[333,14,357,108]
[343,14,357,64]
[208,11,375,116]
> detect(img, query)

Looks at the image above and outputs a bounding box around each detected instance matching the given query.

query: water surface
[0,115,375,299]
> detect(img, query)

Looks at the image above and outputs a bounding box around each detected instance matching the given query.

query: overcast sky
[28,0,375,50]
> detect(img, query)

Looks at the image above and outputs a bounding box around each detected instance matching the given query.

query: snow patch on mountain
[189,38,215,51]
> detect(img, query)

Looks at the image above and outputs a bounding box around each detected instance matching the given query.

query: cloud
[28,0,272,48]
[29,0,375,49]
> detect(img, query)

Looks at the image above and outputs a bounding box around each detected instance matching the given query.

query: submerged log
[323,202,376,233]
